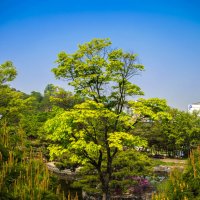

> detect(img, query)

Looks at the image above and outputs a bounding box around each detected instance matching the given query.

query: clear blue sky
[1,0,200,110]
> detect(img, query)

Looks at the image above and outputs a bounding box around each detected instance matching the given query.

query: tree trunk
[102,187,110,200]
[98,170,110,200]
[102,193,106,200]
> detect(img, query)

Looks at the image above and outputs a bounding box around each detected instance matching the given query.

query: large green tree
[45,38,169,199]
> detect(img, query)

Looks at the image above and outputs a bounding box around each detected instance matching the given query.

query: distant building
[188,102,200,113]
[122,104,132,115]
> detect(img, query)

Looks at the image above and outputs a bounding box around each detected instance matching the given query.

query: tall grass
[152,147,200,200]
[0,121,71,199]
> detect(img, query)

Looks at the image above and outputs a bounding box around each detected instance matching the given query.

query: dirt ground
[160,158,187,165]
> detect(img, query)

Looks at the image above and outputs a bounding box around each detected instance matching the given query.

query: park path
[161,158,187,165]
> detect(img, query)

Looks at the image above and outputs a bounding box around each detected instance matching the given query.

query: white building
[188,102,200,114]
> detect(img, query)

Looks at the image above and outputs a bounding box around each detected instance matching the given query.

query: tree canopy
[0,61,17,85]
[46,38,170,199]
[52,38,144,110]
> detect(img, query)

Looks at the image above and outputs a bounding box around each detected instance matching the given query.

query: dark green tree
[133,107,200,157]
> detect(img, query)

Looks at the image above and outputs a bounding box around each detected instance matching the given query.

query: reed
[152,146,200,200]
[0,118,78,199]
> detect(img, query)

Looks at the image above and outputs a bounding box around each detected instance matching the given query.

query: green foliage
[0,61,17,84]
[73,150,152,195]
[0,110,64,200]
[52,38,144,108]
[0,85,35,152]
[153,147,200,200]
[183,147,200,197]
[129,98,171,121]
[45,100,147,163]
[2,40,196,199]
[153,169,191,200]
[0,143,9,161]
[0,65,70,199]
[111,150,152,191]
[46,38,171,198]
[49,86,84,110]
[0,108,65,200]
[41,84,83,112]
[0,85,33,123]
[134,108,200,157]
[0,150,62,200]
